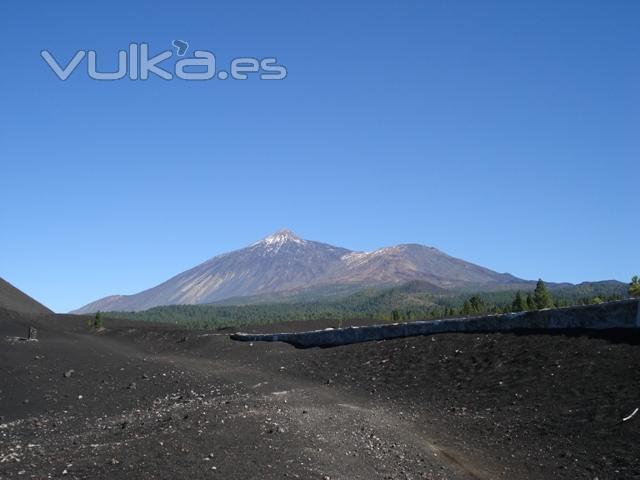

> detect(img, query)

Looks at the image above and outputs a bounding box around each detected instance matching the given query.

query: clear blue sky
[1,1,638,313]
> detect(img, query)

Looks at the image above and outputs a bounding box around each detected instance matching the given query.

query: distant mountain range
[73,229,534,313]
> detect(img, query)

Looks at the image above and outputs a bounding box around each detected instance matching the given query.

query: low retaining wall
[230,299,640,349]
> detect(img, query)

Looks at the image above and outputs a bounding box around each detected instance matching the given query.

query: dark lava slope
[1,307,638,479]
[0,277,52,316]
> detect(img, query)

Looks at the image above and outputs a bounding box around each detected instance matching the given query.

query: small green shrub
[630,276,640,298]
[94,311,104,329]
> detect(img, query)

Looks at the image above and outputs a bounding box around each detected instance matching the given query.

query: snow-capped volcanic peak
[264,228,303,244]
[252,229,307,254]
[73,230,525,313]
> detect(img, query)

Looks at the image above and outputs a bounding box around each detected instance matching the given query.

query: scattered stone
[63,369,75,378]
[28,327,37,340]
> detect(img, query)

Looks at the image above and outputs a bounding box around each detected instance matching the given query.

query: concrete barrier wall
[230,299,640,349]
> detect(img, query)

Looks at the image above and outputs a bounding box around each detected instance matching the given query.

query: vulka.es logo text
[41,42,287,81]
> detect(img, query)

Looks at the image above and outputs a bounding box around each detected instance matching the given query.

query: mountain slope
[73,229,527,313]
[0,277,52,315]
[338,244,522,288]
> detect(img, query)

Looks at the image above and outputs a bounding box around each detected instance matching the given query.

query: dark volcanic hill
[73,229,527,313]
[0,277,52,315]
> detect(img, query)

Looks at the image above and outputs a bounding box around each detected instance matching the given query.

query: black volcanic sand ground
[1,308,639,480]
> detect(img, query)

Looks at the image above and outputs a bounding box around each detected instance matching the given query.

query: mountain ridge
[0,277,52,316]
[72,229,530,313]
